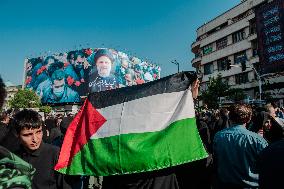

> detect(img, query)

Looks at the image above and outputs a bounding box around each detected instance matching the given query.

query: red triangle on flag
[55,99,106,170]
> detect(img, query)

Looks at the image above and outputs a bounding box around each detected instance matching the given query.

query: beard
[97,66,111,77]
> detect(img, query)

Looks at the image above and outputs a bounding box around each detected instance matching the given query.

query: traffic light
[226,59,231,70]
[241,61,246,71]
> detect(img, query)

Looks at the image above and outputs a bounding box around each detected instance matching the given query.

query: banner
[256,0,284,74]
[55,71,208,176]
[24,48,161,104]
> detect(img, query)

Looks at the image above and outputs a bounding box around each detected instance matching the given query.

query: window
[232,29,245,43]
[204,62,214,75]
[216,37,228,50]
[203,44,213,55]
[234,51,247,64]
[235,72,249,84]
[232,10,252,23]
[195,53,201,58]
[252,40,258,57]
[217,57,228,71]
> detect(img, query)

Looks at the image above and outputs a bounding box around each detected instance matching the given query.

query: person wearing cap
[88,49,118,93]
[42,70,80,103]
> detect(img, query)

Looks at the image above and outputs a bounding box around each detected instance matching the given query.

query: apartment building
[3,82,21,110]
[191,0,284,105]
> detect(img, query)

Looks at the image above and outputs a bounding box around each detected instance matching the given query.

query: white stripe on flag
[91,89,195,139]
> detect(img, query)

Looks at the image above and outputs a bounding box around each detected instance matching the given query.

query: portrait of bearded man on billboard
[88,49,118,93]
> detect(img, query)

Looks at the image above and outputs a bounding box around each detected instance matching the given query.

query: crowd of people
[1,73,284,189]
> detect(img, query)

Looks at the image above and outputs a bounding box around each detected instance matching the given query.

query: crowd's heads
[44,56,56,67]
[0,76,6,109]
[13,109,43,134]
[220,108,229,117]
[265,103,276,118]
[228,104,252,125]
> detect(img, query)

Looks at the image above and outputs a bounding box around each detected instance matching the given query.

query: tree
[226,88,246,102]
[39,105,52,114]
[200,74,245,109]
[200,74,230,109]
[8,89,41,109]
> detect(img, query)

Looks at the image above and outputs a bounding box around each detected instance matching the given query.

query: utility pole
[171,60,180,73]
[252,67,262,101]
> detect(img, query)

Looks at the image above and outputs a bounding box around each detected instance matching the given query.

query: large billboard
[256,0,284,74]
[24,48,161,104]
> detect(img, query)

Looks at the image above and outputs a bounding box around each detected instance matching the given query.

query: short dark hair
[13,109,42,134]
[0,111,8,121]
[229,104,252,124]
[0,76,6,109]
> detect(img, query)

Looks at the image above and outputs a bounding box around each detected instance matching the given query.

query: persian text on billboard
[256,0,284,74]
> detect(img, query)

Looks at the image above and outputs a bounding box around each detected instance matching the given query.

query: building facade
[191,0,284,106]
[3,82,21,110]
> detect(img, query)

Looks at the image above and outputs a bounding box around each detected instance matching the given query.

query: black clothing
[45,118,62,144]
[211,116,230,140]
[0,125,21,153]
[102,167,179,189]
[60,116,73,135]
[264,117,284,143]
[46,127,62,144]
[259,139,284,189]
[197,119,212,153]
[45,118,57,131]
[176,160,211,189]
[0,122,9,142]
[15,143,71,189]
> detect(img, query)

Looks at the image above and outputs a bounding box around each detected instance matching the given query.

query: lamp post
[171,60,180,73]
[252,67,262,101]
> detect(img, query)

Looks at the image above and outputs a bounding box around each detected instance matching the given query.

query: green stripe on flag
[58,117,208,176]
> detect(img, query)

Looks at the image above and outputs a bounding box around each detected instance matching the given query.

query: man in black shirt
[13,109,71,189]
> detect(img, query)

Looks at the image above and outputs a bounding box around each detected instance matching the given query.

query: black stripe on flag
[88,71,197,109]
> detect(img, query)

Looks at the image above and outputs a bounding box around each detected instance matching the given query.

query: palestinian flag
[55,71,208,176]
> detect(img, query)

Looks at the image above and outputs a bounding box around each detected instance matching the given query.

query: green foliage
[200,74,229,109]
[226,88,246,102]
[8,89,41,109]
[200,74,245,109]
[39,105,52,113]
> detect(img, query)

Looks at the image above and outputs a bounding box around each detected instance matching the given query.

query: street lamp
[171,60,180,73]
[230,64,262,101]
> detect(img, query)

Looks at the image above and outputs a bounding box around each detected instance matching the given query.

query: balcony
[247,33,257,41]
[191,57,201,67]
[191,40,201,53]
[201,39,251,65]
[200,16,250,47]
